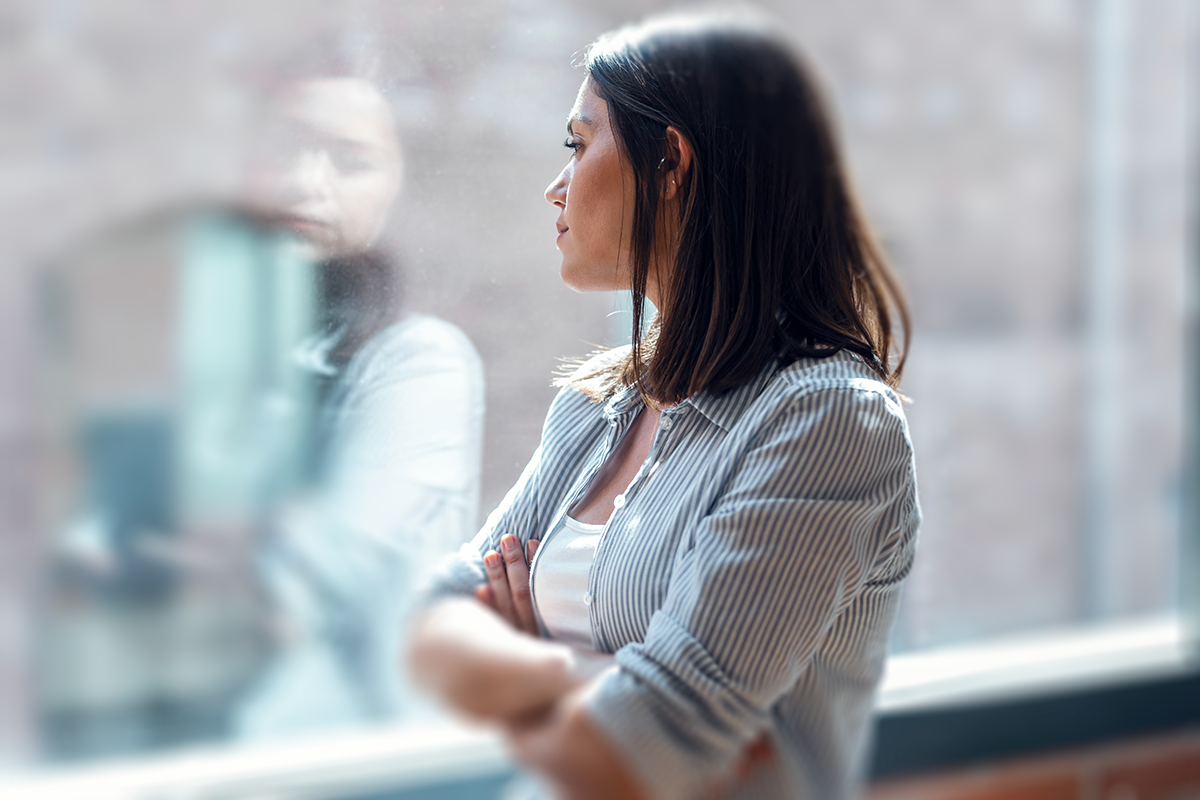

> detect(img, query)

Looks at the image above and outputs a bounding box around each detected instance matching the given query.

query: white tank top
[531,514,604,647]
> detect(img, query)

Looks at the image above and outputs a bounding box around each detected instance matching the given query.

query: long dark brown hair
[560,12,910,405]
[316,248,404,368]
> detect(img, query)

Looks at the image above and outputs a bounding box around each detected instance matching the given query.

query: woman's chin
[559,266,621,295]
[558,267,588,294]
[560,278,608,295]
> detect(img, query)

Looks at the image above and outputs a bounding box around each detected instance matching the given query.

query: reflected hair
[559,11,910,404]
[318,248,403,367]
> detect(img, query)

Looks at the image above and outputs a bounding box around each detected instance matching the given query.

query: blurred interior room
[0,0,1197,797]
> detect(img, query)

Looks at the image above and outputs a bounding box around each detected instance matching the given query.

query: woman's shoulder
[749,351,911,442]
[345,314,484,388]
[375,314,479,358]
[359,314,481,367]
[737,353,916,495]
[775,351,904,406]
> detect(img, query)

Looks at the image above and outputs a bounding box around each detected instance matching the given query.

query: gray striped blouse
[431,349,920,799]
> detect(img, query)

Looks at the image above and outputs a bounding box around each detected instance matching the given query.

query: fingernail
[503,536,518,552]
[485,551,501,568]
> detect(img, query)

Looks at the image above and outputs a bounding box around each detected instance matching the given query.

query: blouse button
[583,592,593,606]
[660,416,674,430]
[613,494,626,509]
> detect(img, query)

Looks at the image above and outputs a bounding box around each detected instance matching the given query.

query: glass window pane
[0,0,1190,783]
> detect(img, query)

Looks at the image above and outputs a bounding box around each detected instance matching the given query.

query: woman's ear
[662,126,693,200]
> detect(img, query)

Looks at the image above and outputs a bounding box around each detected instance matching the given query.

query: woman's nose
[545,162,570,208]
[282,149,335,203]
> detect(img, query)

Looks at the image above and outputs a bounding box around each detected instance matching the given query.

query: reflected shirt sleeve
[249,315,484,727]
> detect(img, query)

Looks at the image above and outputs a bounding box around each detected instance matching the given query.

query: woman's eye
[563,138,582,156]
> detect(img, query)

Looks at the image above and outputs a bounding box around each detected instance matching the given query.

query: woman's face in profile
[545,78,650,301]
[254,78,403,260]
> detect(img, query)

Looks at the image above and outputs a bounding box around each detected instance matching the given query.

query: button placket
[588,402,684,647]
[532,406,634,633]
[619,408,681,508]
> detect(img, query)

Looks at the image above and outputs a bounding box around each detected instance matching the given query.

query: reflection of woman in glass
[411,13,917,799]
[239,71,484,735]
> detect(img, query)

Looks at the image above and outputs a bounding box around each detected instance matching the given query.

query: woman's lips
[283,216,331,235]
[556,223,568,242]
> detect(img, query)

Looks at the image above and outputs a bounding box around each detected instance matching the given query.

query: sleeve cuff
[413,541,488,607]
[582,613,768,800]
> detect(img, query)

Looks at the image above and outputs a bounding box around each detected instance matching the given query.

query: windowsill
[0,722,511,800]
[1,615,1194,799]
[877,615,1192,713]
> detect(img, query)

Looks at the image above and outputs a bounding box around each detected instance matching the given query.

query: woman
[411,12,918,800]
[238,69,484,736]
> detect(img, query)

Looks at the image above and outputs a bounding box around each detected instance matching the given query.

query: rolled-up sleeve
[584,386,916,800]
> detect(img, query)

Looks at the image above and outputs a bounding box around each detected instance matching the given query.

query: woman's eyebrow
[566,114,593,134]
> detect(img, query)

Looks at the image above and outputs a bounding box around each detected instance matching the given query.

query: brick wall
[868,730,1200,800]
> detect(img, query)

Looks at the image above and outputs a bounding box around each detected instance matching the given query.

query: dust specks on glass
[4,0,1189,788]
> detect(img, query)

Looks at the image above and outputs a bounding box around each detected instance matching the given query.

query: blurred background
[0,0,1192,792]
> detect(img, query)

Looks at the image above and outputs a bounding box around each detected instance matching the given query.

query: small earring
[658,157,666,170]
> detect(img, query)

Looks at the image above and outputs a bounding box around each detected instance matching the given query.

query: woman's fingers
[481,536,541,635]
[735,733,775,779]
[484,549,519,626]
[501,534,539,636]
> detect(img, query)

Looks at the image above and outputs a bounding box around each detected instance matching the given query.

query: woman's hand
[700,732,775,799]
[505,681,649,800]
[505,681,770,800]
[475,534,540,635]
